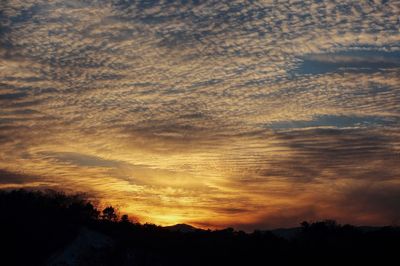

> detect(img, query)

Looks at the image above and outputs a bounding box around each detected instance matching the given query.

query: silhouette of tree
[1,189,399,266]
[102,206,117,221]
[301,221,310,230]
[84,202,100,220]
[120,214,129,223]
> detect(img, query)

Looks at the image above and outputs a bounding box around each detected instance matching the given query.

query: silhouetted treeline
[0,189,399,266]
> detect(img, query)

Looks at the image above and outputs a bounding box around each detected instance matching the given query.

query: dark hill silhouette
[164,223,199,233]
[0,189,399,266]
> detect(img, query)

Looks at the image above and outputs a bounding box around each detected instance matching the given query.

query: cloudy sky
[1,0,399,230]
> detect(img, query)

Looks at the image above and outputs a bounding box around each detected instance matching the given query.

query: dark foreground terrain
[1,189,399,266]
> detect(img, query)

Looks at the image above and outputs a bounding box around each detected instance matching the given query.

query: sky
[0,0,399,230]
